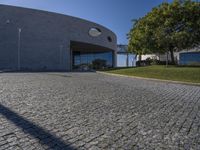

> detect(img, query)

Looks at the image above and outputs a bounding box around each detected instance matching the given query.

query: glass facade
[73,51,113,70]
[179,52,200,65]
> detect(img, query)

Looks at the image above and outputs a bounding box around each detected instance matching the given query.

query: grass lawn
[103,65,200,83]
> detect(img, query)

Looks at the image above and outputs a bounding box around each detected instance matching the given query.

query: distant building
[117,45,136,67]
[179,47,200,66]
[137,46,200,66]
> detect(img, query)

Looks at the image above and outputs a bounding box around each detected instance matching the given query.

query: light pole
[60,45,63,70]
[18,28,21,71]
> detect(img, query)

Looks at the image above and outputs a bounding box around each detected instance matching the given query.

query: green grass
[104,65,200,83]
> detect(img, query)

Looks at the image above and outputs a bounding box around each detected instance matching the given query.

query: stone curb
[97,71,200,86]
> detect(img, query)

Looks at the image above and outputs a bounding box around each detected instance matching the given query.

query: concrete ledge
[97,71,200,86]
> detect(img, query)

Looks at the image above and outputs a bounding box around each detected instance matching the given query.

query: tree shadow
[0,104,77,150]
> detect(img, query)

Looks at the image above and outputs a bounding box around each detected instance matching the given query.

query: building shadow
[70,70,96,73]
[0,104,77,150]
[47,73,72,78]
[0,70,96,74]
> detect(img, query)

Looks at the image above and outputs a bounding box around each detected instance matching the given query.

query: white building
[137,46,200,65]
[117,45,136,67]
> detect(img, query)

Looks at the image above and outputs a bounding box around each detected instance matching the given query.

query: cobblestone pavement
[0,73,199,150]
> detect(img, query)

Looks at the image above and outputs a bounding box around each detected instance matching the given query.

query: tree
[128,0,200,65]
[127,19,153,65]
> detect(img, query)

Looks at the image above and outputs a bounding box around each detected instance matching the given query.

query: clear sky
[0,0,174,44]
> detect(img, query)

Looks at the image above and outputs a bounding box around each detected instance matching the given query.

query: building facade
[179,51,200,66]
[0,5,117,71]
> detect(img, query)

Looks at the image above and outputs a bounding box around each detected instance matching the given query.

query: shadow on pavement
[0,104,77,150]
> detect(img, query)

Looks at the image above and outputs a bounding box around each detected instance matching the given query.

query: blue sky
[0,0,174,44]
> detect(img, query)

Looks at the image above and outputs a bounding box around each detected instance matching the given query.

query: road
[0,72,199,150]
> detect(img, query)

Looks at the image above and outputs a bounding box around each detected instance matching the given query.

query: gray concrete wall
[0,4,117,71]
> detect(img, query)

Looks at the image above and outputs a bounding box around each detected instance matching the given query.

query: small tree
[128,0,200,65]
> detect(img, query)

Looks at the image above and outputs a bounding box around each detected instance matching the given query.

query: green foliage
[128,0,200,63]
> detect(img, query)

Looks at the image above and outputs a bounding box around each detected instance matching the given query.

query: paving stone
[0,72,199,149]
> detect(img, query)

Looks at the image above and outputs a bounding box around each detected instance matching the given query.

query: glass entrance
[73,51,113,70]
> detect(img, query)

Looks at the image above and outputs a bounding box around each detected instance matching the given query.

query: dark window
[107,36,112,42]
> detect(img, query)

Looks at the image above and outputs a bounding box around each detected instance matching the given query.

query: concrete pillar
[113,50,117,68]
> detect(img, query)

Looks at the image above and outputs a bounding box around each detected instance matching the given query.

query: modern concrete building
[0,5,117,71]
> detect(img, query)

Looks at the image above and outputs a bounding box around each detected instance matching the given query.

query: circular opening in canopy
[89,27,102,37]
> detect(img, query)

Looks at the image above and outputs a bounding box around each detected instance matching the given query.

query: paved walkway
[0,73,199,150]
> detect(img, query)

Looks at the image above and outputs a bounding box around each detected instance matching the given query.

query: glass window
[73,51,113,70]
[107,36,112,42]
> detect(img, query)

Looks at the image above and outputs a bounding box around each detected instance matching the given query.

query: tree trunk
[166,51,168,67]
[169,49,175,65]
[138,54,142,66]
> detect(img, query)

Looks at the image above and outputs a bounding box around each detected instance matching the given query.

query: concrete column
[113,50,117,68]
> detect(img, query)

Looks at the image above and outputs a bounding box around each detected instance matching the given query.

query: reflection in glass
[73,51,113,70]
